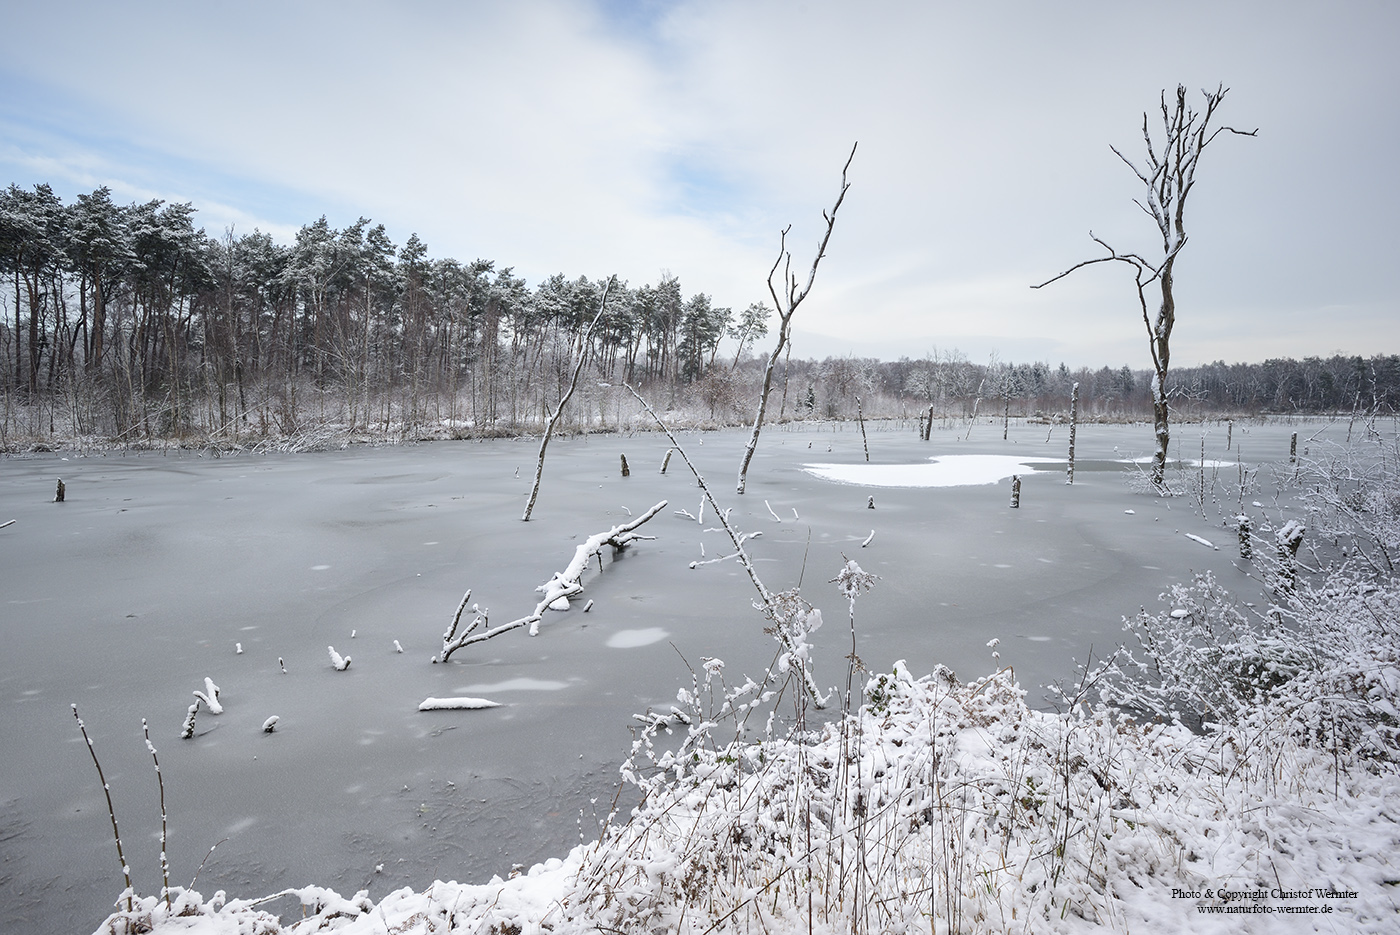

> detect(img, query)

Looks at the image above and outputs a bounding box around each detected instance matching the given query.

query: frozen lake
[0,417,1320,932]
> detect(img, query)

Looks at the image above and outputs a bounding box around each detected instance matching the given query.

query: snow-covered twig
[71,705,133,912]
[192,677,223,713]
[180,703,198,739]
[765,499,781,522]
[327,647,351,671]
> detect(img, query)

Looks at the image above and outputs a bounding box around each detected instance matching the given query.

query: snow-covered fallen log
[417,696,501,711]
[435,501,668,661]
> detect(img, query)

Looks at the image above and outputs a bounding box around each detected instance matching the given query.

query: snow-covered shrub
[1089,568,1400,766]
[569,653,1400,933]
[1090,446,1400,767]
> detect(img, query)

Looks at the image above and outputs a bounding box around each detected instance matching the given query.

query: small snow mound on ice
[418,697,501,711]
[607,627,669,648]
[1183,533,1217,549]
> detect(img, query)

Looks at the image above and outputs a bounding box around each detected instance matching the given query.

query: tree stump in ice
[54,479,65,502]
[1010,474,1021,508]
[1236,514,1252,560]
[1290,432,1297,464]
[620,454,630,477]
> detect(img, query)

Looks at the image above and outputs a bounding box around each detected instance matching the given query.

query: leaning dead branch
[436,501,668,662]
[737,143,856,495]
[627,382,830,707]
[522,276,614,521]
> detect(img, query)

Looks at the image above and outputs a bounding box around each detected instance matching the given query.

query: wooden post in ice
[660,448,673,474]
[620,453,630,477]
[1066,382,1079,485]
[1003,391,1010,441]
[54,478,65,502]
[1226,419,1233,451]
[1289,432,1297,464]
[1236,514,1252,559]
[1010,474,1021,508]
[924,405,933,441]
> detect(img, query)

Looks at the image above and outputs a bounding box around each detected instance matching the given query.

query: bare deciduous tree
[737,143,856,495]
[1034,85,1255,491]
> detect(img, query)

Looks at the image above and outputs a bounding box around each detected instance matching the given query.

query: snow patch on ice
[607,627,669,648]
[459,678,570,692]
[803,455,1063,488]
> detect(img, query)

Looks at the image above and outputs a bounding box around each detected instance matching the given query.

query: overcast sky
[2,0,1395,369]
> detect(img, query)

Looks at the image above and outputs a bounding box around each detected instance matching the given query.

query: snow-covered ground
[2,417,1387,932]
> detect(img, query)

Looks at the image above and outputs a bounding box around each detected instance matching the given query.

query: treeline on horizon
[2,183,1397,445]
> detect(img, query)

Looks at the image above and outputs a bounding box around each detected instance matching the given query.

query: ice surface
[0,419,1330,935]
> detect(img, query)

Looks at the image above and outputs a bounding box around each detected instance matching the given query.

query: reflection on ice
[803,454,1062,488]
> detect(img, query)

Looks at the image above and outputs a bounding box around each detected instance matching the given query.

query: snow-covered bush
[1088,445,1400,768]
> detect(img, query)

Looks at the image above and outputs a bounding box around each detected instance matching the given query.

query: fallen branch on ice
[436,501,668,662]
[525,500,667,635]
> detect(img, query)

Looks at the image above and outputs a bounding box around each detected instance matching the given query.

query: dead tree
[1033,85,1254,491]
[855,395,870,461]
[522,276,613,521]
[1066,381,1079,484]
[737,143,856,495]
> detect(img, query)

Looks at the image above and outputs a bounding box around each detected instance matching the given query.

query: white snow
[458,678,570,692]
[803,454,1061,487]
[1183,533,1217,549]
[606,627,669,648]
[417,697,501,711]
[108,659,1400,934]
